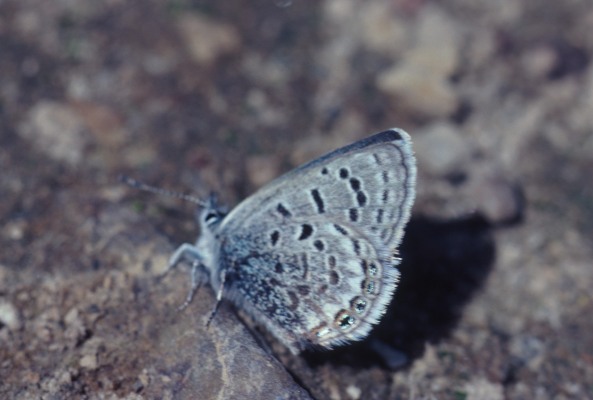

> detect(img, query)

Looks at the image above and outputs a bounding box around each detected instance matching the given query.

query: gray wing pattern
[217,129,416,353]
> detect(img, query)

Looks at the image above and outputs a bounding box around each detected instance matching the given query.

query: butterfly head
[198,192,228,229]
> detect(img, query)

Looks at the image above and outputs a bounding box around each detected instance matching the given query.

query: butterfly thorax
[195,197,227,289]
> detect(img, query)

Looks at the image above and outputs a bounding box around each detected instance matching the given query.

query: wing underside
[217,128,416,353]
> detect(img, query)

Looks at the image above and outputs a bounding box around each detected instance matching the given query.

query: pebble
[177,13,240,66]
[18,101,89,165]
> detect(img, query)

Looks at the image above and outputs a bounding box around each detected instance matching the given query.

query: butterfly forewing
[215,129,416,353]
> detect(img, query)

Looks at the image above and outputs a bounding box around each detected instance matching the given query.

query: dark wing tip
[367,128,409,144]
[348,128,412,152]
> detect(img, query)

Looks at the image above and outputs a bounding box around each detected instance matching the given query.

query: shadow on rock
[303,214,497,369]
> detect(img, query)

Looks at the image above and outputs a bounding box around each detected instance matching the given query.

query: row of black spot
[276,164,386,225]
[269,222,325,253]
[339,167,368,208]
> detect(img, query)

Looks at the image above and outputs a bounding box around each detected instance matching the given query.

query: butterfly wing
[217,129,416,353]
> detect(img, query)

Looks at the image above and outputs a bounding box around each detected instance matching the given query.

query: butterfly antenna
[119,174,208,207]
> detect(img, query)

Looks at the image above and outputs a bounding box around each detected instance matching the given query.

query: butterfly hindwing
[219,216,394,353]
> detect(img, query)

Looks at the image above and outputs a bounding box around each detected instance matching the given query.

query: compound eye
[204,212,219,225]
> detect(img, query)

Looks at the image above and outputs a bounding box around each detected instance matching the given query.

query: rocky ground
[1,1,592,399]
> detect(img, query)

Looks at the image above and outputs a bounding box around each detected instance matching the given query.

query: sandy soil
[1,1,592,399]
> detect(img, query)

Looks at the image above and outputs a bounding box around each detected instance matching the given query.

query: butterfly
[127,128,416,354]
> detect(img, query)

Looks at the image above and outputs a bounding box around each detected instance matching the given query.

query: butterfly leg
[162,243,206,310]
[163,243,203,278]
[177,259,203,311]
[206,269,227,327]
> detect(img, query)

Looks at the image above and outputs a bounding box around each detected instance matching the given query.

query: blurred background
[1,1,592,399]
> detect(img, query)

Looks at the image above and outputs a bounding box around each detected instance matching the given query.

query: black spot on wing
[274,262,284,273]
[356,191,367,206]
[349,208,359,222]
[328,255,337,268]
[373,153,383,165]
[349,178,361,191]
[352,239,361,256]
[298,224,313,240]
[333,224,348,235]
[277,203,292,217]
[311,189,325,213]
[376,209,384,223]
[330,271,340,285]
[270,231,280,246]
